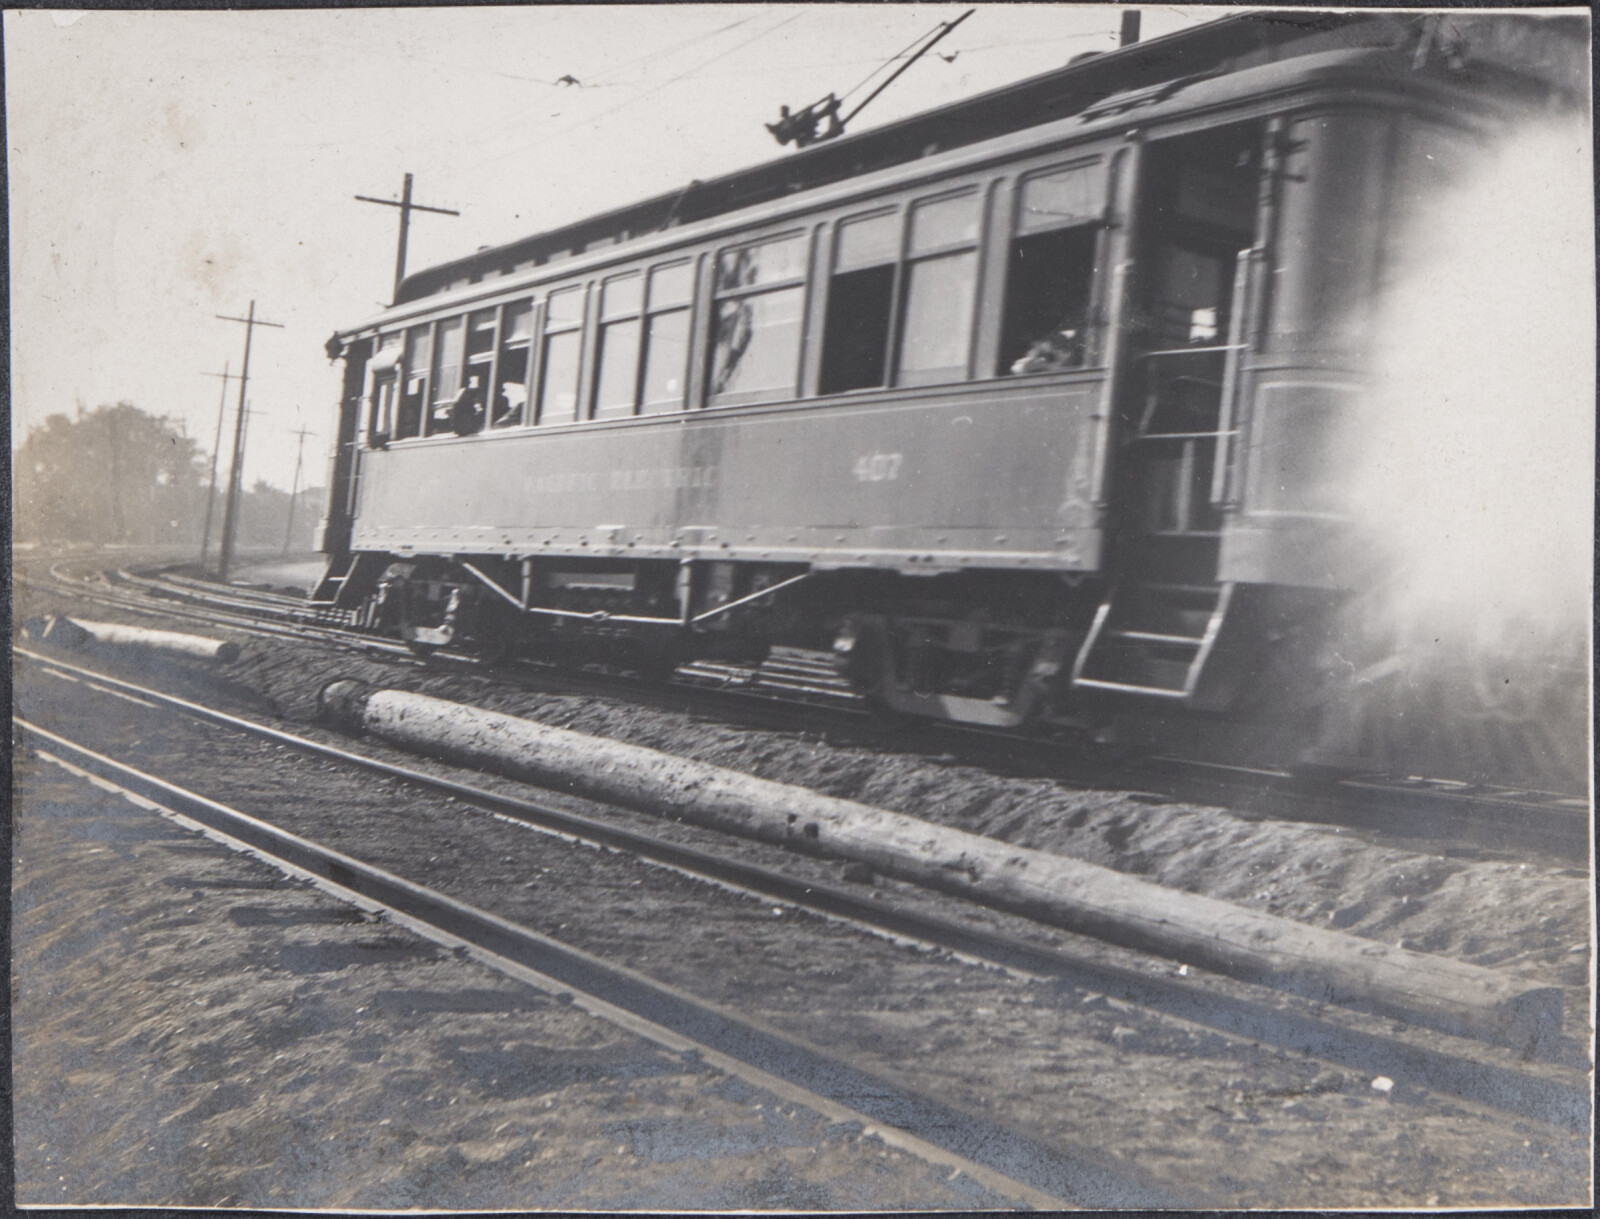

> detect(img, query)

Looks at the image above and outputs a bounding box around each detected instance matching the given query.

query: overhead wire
[834,16,959,105]
[174,9,605,90]
[175,6,762,92]
[461,8,807,173]
[579,10,768,88]
[673,29,1135,84]
[435,11,772,162]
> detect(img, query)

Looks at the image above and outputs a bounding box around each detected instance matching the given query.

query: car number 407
[853,452,903,482]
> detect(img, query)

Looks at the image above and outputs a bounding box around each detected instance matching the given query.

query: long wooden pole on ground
[30,615,239,662]
[317,684,1562,1050]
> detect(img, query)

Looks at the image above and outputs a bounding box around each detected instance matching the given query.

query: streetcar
[313,10,1588,784]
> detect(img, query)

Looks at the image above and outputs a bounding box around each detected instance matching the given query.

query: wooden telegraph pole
[282,423,314,557]
[355,173,460,303]
[199,363,241,568]
[214,301,284,582]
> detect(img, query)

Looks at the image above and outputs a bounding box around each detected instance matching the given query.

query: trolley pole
[199,363,241,569]
[215,301,285,582]
[355,173,460,303]
[282,423,314,557]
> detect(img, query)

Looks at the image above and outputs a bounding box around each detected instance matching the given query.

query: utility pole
[215,301,285,582]
[283,423,314,557]
[199,363,241,569]
[107,407,126,545]
[355,173,461,303]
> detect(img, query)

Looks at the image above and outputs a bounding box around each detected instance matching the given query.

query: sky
[6,4,1224,493]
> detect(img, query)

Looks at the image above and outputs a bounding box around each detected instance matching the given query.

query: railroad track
[18,559,1591,864]
[19,563,411,657]
[14,646,1591,1152]
[18,651,1185,1207]
[17,726,1081,1208]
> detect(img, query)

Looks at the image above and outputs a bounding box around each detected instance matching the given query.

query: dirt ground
[11,756,1015,1211]
[11,578,1594,1209]
[50,560,1593,1004]
[219,634,1593,1001]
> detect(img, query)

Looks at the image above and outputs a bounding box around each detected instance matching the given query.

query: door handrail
[1138,344,1247,360]
[1133,429,1240,442]
[1210,247,1254,506]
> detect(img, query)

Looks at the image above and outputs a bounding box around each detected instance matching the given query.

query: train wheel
[474,598,522,668]
[833,614,1066,729]
[617,632,687,680]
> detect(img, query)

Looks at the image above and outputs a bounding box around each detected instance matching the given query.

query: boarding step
[309,551,386,609]
[1073,581,1234,701]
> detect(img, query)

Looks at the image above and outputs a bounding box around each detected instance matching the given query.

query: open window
[999,161,1105,375]
[426,316,465,435]
[1136,125,1260,437]
[817,189,984,393]
[819,210,898,394]
[395,324,431,440]
[365,337,402,446]
[537,285,585,424]
[443,308,495,436]
[708,233,808,406]
[491,301,533,428]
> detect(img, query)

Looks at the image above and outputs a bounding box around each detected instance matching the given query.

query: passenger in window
[451,374,486,436]
[997,224,1097,376]
[1009,322,1086,374]
[491,381,526,428]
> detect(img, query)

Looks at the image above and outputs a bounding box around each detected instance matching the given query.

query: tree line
[13,402,325,553]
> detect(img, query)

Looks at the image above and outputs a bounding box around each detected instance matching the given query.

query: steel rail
[13,714,1174,1211]
[116,568,358,626]
[118,567,311,603]
[15,647,1590,1132]
[17,571,414,659]
[28,565,1591,857]
[135,569,311,604]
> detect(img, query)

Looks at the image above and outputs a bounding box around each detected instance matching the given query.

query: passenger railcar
[314,11,1584,774]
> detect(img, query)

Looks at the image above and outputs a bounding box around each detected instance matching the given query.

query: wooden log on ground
[26,615,240,662]
[318,681,1563,1049]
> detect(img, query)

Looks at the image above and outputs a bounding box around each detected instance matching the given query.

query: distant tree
[13,403,208,545]
[236,479,328,554]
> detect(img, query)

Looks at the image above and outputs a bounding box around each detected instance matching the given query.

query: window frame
[425,314,467,436]
[639,258,696,415]
[437,306,497,437]
[817,205,904,396]
[705,229,812,409]
[1014,156,1107,237]
[394,322,434,441]
[591,270,646,421]
[465,304,499,389]
[365,336,403,444]
[536,283,589,426]
[892,186,983,388]
[994,156,1111,378]
[367,372,397,443]
[365,140,1133,428]
[489,298,537,430]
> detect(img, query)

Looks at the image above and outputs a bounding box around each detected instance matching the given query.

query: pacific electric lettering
[528,467,718,496]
